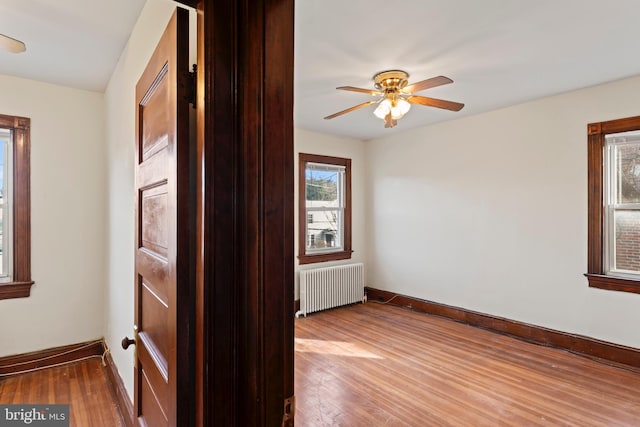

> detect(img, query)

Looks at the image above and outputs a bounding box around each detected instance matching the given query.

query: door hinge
[133,325,139,369]
[282,395,295,426]
[186,64,197,108]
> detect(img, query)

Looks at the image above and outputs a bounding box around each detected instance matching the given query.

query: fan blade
[406,95,464,112]
[403,76,452,94]
[0,34,26,53]
[337,86,383,96]
[324,100,378,120]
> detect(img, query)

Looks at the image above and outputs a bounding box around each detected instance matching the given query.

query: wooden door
[131,8,192,427]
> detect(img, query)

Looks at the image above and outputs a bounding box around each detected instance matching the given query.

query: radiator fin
[298,263,364,317]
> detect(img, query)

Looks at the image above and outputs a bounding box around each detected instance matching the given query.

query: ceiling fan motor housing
[373,70,409,92]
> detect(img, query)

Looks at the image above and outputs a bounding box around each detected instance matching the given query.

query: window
[298,153,351,264]
[586,116,640,294]
[0,113,33,300]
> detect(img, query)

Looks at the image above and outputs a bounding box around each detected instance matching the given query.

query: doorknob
[121,336,136,350]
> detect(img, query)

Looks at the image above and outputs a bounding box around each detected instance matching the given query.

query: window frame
[298,153,352,265]
[586,115,640,294]
[0,113,33,300]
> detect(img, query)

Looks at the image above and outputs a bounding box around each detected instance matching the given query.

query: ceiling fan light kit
[373,98,411,120]
[325,69,464,128]
[0,33,26,53]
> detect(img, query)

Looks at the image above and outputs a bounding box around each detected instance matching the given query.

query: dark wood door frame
[181,0,294,425]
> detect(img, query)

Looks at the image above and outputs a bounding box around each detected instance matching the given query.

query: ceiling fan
[0,33,26,54]
[324,70,464,128]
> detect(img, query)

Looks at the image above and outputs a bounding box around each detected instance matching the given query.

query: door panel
[133,8,191,427]
[140,370,167,427]
[140,184,169,258]
[140,281,169,361]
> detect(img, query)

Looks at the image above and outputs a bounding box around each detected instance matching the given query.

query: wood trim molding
[197,0,295,424]
[365,287,640,371]
[0,281,34,299]
[0,340,103,376]
[585,273,640,294]
[586,128,604,275]
[174,0,198,7]
[592,114,640,134]
[102,343,134,427]
[298,250,353,265]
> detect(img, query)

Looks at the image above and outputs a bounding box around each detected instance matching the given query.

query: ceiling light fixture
[372,70,411,128]
[0,34,26,54]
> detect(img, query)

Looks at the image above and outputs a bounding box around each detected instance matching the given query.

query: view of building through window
[605,131,640,275]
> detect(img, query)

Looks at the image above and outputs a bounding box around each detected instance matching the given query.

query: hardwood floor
[295,303,640,426]
[0,358,124,427]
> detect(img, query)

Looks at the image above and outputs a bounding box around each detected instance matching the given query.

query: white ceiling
[2,1,640,141]
[0,0,145,92]
[296,0,640,140]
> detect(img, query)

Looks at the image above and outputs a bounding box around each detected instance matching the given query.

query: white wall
[294,128,367,298]
[104,0,194,399]
[0,75,105,356]
[366,74,640,349]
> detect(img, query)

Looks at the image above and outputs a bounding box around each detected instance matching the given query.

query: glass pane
[306,167,341,208]
[0,136,3,196]
[613,142,640,204]
[0,195,3,276]
[0,135,5,276]
[306,209,342,251]
[613,210,640,273]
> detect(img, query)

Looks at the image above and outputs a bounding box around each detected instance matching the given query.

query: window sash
[604,137,640,277]
[305,167,344,208]
[306,162,345,173]
[0,130,13,282]
[605,207,640,275]
[305,207,344,253]
[304,163,345,254]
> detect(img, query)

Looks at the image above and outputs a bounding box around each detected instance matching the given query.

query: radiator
[296,263,365,317]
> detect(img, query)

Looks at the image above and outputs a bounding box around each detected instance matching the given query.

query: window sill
[585,274,640,295]
[298,250,352,265]
[0,281,34,300]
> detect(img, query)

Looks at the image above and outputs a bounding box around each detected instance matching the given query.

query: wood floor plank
[0,358,124,427]
[295,303,640,426]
